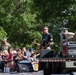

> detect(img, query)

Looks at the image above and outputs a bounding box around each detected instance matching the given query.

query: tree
[0,0,76,51]
[0,26,7,41]
[32,0,76,51]
[0,0,42,49]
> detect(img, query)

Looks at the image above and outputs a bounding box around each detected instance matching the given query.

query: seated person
[1,50,9,72]
[30,53,38,70]
[21,47,27,60]
[59,28,72,56]
[14,49,24,71]
[21,47,30,61]
[7,48,15,72]
[59,28,68,47]
[60,28,75,57]
[15,49,23,62]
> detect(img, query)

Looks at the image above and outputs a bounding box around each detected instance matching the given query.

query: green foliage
[0,26,7,41]
[32,0,76,53]
[0,0,76,52]
[0,0,41,50]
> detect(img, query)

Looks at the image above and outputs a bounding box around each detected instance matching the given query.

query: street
[0,70,44,75]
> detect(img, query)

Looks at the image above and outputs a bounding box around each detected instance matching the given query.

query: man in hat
[60,28,69,43]
[38,26,54,50]
[60,28,69,56]
[1,38,11,51]
[60,27,74,42]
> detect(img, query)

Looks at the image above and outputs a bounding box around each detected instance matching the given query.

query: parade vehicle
[38,29,76,75]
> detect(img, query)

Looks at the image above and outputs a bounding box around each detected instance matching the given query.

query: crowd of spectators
[0,38,38,73]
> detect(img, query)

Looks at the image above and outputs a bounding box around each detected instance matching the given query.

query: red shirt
[7,53,13,61]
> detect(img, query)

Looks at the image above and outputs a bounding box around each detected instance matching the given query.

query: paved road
[0,70,44,75]
[0,73,37,75]
[0,71,71,75]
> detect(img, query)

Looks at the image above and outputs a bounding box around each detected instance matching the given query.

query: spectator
[14,49,23,72]
[29,48,35,57]
[12,50,17,58]
[21,47,30,61]
[21,47,27,60]
[2,50,9,72]
[7,48,15,72]
[1,38,11,51]
[30,53,38,71]
[2,50,9,61]
[15,49,23,61]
